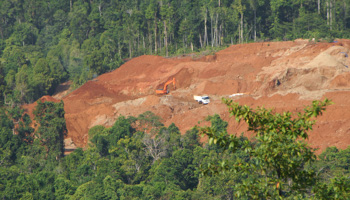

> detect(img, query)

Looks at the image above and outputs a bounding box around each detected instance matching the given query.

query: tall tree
[69,1,91,44]
[145,1,158,54]
[160,4,174,57]
[249,0,258,41]
[15,64,30,103]
[233,0,246,43]
[200,0,210,47]
[200,98,332,198]
[318,0,321,14]
[34,101,67,159]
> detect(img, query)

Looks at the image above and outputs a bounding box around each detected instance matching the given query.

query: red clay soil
[25,39,350,154]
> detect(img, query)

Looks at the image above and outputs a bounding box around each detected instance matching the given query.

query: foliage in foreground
[1,100,350,199]
[199,98,344,199]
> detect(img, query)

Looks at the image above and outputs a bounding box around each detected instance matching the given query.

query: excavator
[156,78,176,94]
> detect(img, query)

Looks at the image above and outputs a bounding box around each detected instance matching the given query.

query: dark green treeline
[0,0,350,104]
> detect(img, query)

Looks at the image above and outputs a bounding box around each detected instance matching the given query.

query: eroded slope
[39,39,350,153]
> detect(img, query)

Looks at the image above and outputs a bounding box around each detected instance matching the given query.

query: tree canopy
[200,98,337,198]
[0,101,349,199]
[0,0,350,104]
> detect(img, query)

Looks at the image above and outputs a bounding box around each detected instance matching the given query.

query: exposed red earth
[26,39,350,154]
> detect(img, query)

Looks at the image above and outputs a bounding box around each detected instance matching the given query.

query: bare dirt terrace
[26,39,350,154]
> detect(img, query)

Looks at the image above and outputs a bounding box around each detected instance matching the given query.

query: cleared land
[25,39,350,154]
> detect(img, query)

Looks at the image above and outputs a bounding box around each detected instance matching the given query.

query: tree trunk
[215,13,219,46]
[254,9,257,42]
[164,20,168,57]
[211,14,214,47]
[214,14,218,47]
[318,0,321,14]
[159,31,162,53]
[98,3,102,16]
[169,15,173,47]
[204,8,208,47]
[219,24,222,46]
[143,36,145,52]
[240,12,244,43]
[149,33,152,54]
[327,1,329,26]
[199,34,203,48]
[330,0,333,30]
[137,31,140,51]
[183,35,185,52]
[118,41,121,59]
[129,41,132,58]
[154,18,158,54]
[238,24,240,44]
[70,0,73,12]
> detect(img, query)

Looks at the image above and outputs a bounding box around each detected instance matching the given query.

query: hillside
[33,39,350,154]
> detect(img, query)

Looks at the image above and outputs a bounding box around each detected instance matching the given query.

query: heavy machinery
[156,78,176,94]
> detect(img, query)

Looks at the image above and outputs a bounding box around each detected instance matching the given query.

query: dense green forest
[1,0,350,199]
[1,0,350,105]
[1,99,350,199]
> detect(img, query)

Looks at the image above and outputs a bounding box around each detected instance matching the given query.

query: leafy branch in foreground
[200,98,332,199]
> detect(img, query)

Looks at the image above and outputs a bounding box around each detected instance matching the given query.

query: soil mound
[27,39,350,153]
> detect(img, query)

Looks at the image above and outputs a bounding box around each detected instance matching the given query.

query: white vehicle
[194,95,210,104]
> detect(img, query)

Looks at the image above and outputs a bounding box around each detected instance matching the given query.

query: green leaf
[209,137,213,145]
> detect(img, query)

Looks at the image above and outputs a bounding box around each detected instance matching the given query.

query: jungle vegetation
[0,0,350,105]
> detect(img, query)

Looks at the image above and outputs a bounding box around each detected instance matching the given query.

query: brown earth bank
[26,39,350,154]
